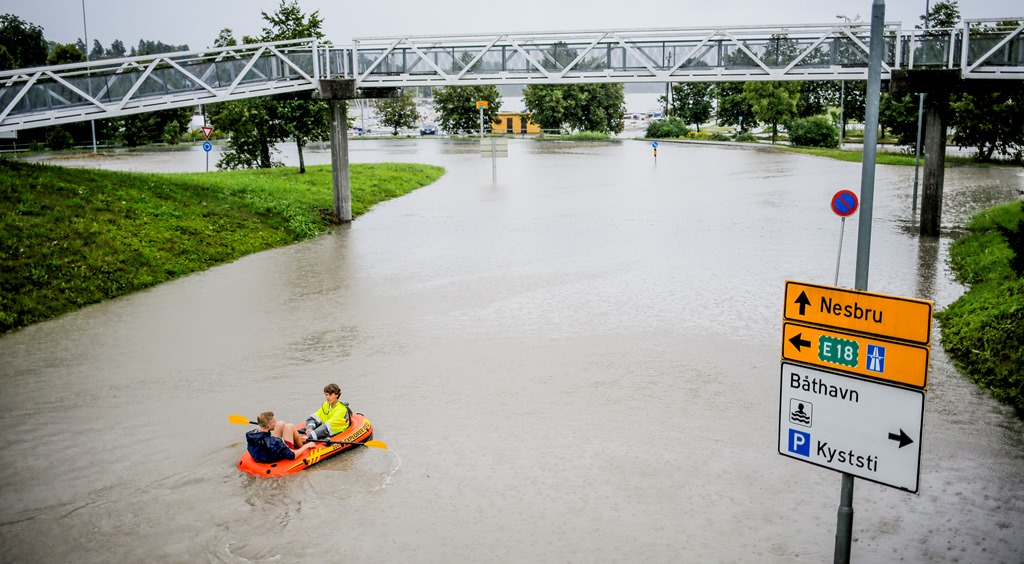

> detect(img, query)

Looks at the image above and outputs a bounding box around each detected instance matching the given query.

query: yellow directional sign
[783,280,933,345]
[782,322,929,389]
[476,100,489,109]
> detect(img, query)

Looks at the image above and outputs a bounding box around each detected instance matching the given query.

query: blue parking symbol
[788,429,811,457]
[867,344,886,373]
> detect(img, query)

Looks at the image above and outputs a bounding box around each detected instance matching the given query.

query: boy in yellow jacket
[303,383,351,441]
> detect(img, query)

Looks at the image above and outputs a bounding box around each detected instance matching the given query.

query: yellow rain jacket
[310,401,351,436]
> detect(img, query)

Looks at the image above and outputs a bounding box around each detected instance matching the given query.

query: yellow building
[491,112,541,135]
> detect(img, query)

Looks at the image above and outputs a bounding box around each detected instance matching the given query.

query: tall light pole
[912,0,931,213]
[82,0,97,153]
[835,15,858,149]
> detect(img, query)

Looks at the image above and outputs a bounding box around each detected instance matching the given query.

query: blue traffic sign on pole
[202,141,212,152]
[651,141,659,149]
[831,190,859,217]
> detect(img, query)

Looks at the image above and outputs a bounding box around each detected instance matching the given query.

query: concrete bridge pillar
[328,98,352,222]
[316,79,403,224]
[920,93,949,237]
[890,70,957,238]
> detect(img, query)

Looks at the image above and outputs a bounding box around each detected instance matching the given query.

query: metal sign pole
[491,137,497,182]
[834,217,846,286]
[838,1,885,563]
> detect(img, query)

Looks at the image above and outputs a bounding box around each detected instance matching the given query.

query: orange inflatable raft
[238,413,375,477]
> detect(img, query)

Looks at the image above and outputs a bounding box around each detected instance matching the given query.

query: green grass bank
[937,200,1024,417]
[0,160,444,335]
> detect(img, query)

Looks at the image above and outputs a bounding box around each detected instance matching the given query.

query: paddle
[227,414,388,450]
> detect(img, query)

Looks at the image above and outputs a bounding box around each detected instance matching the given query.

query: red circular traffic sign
[831,190,859,217]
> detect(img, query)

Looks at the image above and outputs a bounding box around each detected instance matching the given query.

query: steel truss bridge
[1,19,1021,132]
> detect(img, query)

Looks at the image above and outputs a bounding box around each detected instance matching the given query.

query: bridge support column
[920,94,949,237]
[317,79,403,224]
[328,98,352,222]
[890,69,959,238]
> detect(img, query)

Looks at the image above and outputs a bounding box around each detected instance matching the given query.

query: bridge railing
[962,19,1024,78]
[0,39,321,130]
[348,24,905,86]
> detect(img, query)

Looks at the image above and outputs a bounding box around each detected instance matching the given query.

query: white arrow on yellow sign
[782,321,930,389]
[783,280,933,345]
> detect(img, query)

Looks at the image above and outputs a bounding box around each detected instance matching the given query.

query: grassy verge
[937,200,1024,417]
[0,160,444,334]
[776,146,1012,167]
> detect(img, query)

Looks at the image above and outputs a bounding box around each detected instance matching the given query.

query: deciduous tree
[432,85,502,135]
[0,13,48,68]
[743,81,800,143]
[373,92,419,135]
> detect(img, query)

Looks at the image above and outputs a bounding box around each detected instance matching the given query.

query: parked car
[420,123,438,135]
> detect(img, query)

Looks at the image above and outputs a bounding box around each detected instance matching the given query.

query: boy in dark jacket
[246,411,316,463]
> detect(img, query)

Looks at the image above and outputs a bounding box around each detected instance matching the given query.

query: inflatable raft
[238,413,374,477]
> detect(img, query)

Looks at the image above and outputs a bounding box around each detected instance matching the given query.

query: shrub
[788,116,839,148]
[734,132,758,143]
[646,117,690,139]
[45,127,73,150]
[710,132,731,141]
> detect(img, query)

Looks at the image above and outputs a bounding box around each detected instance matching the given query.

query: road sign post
[831,190,859,285]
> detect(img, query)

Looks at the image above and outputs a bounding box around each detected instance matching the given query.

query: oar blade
[364,440,388,450]
[229,414,255,425]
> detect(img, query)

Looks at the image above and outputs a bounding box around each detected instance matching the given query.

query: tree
[210,2,330,171]
[743,81,800,143]
[951,91,1024,162]
[373,92,419,135]
[520,43,623,135]
[277,97,330,172]
[920,0,960,29]
[0,45,13,71]
[0,13,48,68]
[433,85,502,134]
[107,39,126,59]
[524,82,624,134]
[662,82,714,131]
[260,1,328,172]
[211,97,285,169]
[715,82,758,131]
[47,43,84,65]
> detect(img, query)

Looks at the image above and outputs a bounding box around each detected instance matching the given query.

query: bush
[734,132,758,143]
[788,116,839,148]
[45,127,73,151]
[646,117,690,139]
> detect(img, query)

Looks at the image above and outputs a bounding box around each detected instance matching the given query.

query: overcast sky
[2,0,1020,53]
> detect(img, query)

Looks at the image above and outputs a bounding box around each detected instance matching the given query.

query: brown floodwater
[2,139,1023,562]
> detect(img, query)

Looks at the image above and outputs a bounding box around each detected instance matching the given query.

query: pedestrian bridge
[1,19,1021,131]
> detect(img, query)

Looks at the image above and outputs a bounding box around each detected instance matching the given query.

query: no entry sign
[831,190,859,217]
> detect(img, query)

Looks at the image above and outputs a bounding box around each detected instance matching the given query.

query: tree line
[0,13,192,150]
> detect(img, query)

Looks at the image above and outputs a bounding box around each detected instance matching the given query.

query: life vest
[310,400,351,435]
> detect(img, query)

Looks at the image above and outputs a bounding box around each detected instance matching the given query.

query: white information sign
[778,362,924,493]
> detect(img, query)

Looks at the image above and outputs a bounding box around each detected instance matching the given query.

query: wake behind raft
[237,413,380,477]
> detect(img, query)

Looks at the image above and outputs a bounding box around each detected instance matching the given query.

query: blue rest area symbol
[788,429,811,457]
[203,141,212,152]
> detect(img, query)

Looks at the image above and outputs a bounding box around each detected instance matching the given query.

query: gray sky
[2,0,1020,53]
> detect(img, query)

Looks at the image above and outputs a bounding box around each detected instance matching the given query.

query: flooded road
[3,140,1023,562]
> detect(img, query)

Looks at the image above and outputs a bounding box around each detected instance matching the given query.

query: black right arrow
[789,333,812,352]
[794,291,811,316]
[888,429,914,448]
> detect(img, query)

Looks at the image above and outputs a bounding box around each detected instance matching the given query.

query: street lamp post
[82,0,97,153]
[912,0,931,213]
